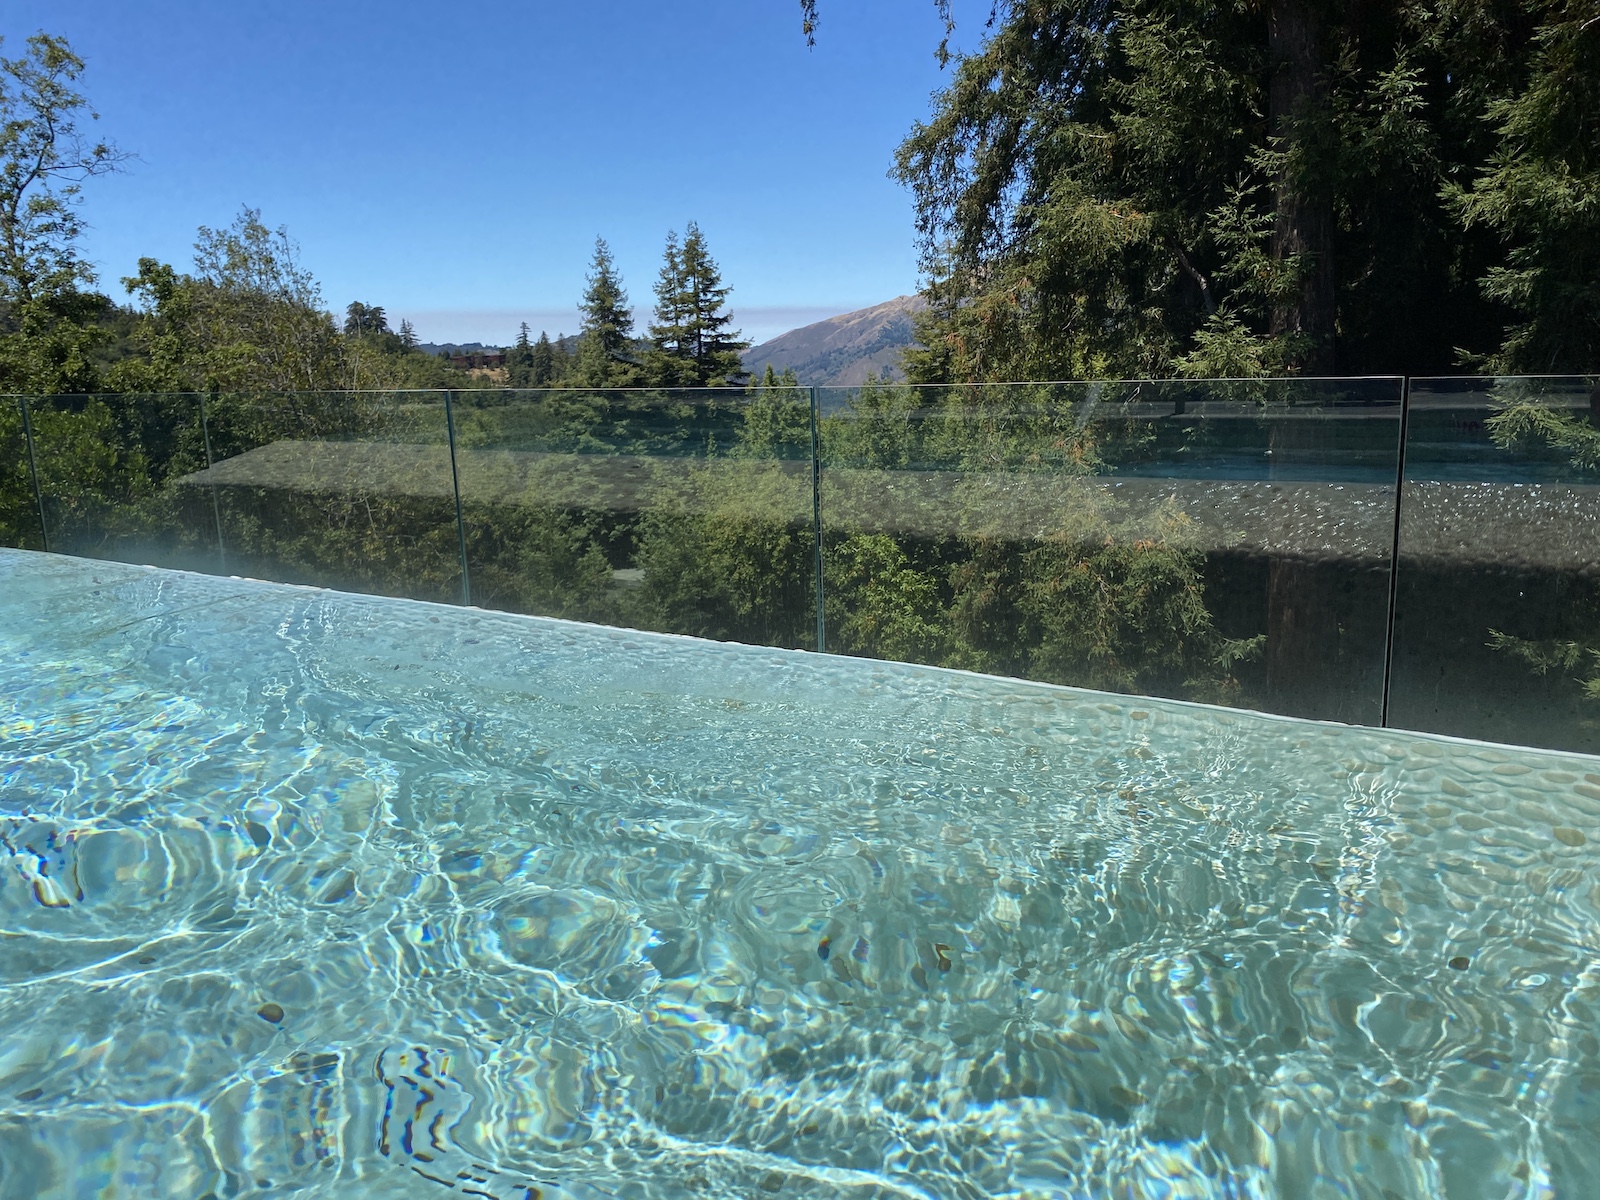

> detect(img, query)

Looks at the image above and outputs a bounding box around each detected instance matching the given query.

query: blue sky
[5,1,962,345]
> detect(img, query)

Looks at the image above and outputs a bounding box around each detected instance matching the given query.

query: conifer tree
[506,320,537,386]
[1451,6,1600,374]
[530,330,556,386]
[343,301,387,336]
[646,222,747,386]
[398,317,418,349]
[681,222,747,383]
[646,231,696,385]
[878,1,1584,380]
[576,236,636,387]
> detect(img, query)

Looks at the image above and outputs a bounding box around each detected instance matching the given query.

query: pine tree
[889,1,1546,381]
[343,301,388,337]
[506,320,538,386]
[646,230,696,385]
[681,222,747,383]
[576,236,636,387]
[398,318,418,349]
[646,222,747,386]
[1451,6,1600,373]
[530,330,556,386]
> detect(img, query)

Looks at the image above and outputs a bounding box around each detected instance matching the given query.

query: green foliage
[1487,618,1600,708]
[0,399,41,548]
[1020,528,1239,697]
[645,222,748,386]
[889,1,1594,383]
[633,449,815,647]
[530,331,559,386]
[576,237,639,387]
[1480,382,1600,707]
[506,326,567,388]
[0,33,123,306]
[112,210,346,392]
[0,288,109,393]
[188,208,346,390]
[504,321,534,385]
[1176,310,1271,379]
[2,386,232,567]
[0,33,127,395]
[1451,7,1600,373]
[9,369,1293,706]
[813,380,1263,698]
[739,366,811,460]
[826,533,948,663]
[463,505,618,620]
[1486,393,1600,470]
[112,214,457,394]
[823,375,924,469]
[343,302,388,337]
[29,398,145,511]
[645,231,695,387]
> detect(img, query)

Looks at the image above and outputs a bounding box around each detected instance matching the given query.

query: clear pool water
[2,549,1597,1199]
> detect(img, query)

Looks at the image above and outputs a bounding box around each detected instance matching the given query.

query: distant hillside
[415,341,503,356]
[417,335,581,358]
[743,295,926,386]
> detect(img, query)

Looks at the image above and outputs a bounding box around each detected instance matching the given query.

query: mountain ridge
[742,295,925,385]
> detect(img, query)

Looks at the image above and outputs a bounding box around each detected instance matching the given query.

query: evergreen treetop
[508,323,566,388]
[647,230,695,384]
[646,221,747,386]
[576,236,636,386]
[531,329,557,385]
[344,301,387,336]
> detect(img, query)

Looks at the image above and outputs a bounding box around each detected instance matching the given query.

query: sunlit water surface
[1,549,1597,1199]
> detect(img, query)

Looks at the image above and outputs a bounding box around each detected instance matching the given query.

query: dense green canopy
[805,0,1598,380]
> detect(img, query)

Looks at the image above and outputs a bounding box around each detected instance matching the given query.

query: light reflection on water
[1,549,1597,1199]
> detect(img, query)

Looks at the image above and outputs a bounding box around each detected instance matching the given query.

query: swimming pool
[2,548,1596,1198]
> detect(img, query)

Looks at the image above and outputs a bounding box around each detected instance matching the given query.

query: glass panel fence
[24,392,220,572]
[816,378,1405,723]
[1389,376,1600,754]
[194,390,465,603]
[1,397,45,551]
[14,377,1600,751]
[451,385,818,648]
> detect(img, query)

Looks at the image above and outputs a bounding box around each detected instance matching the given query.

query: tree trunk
[1268,0,1336,374]
[1265,1,1343,719]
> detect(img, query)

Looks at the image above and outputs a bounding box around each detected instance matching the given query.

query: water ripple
[1,551,1597,1197]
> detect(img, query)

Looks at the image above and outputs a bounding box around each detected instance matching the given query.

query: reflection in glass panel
[26,392,220,571]
[1,397,45,551]
[190,391,463,602]
[452,387,817,648]
[816,379,1404,723]
[1389,376,1600,753]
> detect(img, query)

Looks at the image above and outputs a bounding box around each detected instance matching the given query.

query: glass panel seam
[200,390,226,572]
[18,395,48,553]
[810,385,825,653]
[443,388,472,607]
[1379,376,1410,729]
